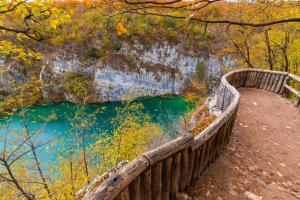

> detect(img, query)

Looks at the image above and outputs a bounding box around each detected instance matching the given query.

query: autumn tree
[0,0,70,78]
[0,0,69,40]
[0,77,56,199]
[107,0,300,27]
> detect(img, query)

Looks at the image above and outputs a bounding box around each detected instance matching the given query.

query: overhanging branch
[130,10,300,27]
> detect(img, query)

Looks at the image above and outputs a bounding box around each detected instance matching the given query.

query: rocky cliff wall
[0,42,235,102]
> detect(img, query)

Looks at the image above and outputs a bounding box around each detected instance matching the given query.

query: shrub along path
[190,88,300,200]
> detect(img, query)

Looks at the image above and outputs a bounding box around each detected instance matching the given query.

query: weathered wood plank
[179,148,189,192]
[143,135,193,165]
[170,152,181,200]
[216,122,227,157]
[83,156,149,200]
[129,176,141,200]
[115,188,130,200]
[242,71,249,87]
[263,73,271,90]
[210,130,219,162]
[186,149,195,188]
[225,109,238,145]
[280,76,289,95]
[191,147,201,183]
[208,135,218,164]
[198,143,207,176]
[141,169,151,200]
[271,74,280,92]
[289,73,300,82]
[216,84,226,109]
[268,73,274,91]
[161,157,172,200]
[295,97,300,106]
[255,72,264,88]
[202,137,214,172]
[151,162,162,200]
[249,71,258,88]
[284,84,299,96]
[230,109,238,134]
[275,74,285,93]
[259,72,268,89]
[221,89,230,110]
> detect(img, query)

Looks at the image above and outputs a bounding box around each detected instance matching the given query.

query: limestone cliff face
[1,42,235,102]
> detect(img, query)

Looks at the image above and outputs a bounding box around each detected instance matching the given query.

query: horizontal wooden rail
[287,73,300,106]
[284,84,299,96]
[82,68,300,200]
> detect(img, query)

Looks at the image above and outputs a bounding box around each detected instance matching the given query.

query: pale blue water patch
[0,96,193,165]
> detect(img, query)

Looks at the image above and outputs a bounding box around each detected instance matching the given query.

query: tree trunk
[264,30,274,70]
[22,112,51,198]
[2,159,34,200]
[81,125,89,183]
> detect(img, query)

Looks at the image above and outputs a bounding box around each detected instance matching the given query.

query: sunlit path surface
[191,88,300,200]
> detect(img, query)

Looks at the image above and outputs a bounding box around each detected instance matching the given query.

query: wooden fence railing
[83,69,300,200]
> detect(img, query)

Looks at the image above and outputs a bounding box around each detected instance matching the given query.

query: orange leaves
[82,0,91,6]
[192,115,216,136]
[116,23,127,36]
[113,2,123,10]
[191,105,216,136]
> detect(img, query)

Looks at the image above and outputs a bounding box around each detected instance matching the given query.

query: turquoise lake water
[0,96,193,165]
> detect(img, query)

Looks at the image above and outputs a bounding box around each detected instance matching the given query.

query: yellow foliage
[0,40,42,65]
[0,76,43,116]
[92,102,162,173]
[116,23,127,36]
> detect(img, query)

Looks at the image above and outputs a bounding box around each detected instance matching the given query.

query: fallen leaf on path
[249,166,256,171]
[244,191,263,200]
[275,171,283,177]
[292,191,300,199]
[262,171,268,176]
[206,191,210,197]
[234,153,242,158]
[272,142,280,146]
[279,163,286,167]
[229,188,238,196]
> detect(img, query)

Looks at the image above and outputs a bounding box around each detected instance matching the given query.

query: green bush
[112,42,122,52]
[197,61,206,80]
[63,72,92,103]
[164,18,177,29]
[87,47,103,59]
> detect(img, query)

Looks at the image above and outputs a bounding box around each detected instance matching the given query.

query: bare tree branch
[130,10,300,27]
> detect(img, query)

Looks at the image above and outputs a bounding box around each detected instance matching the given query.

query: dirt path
[190,88,300,200]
